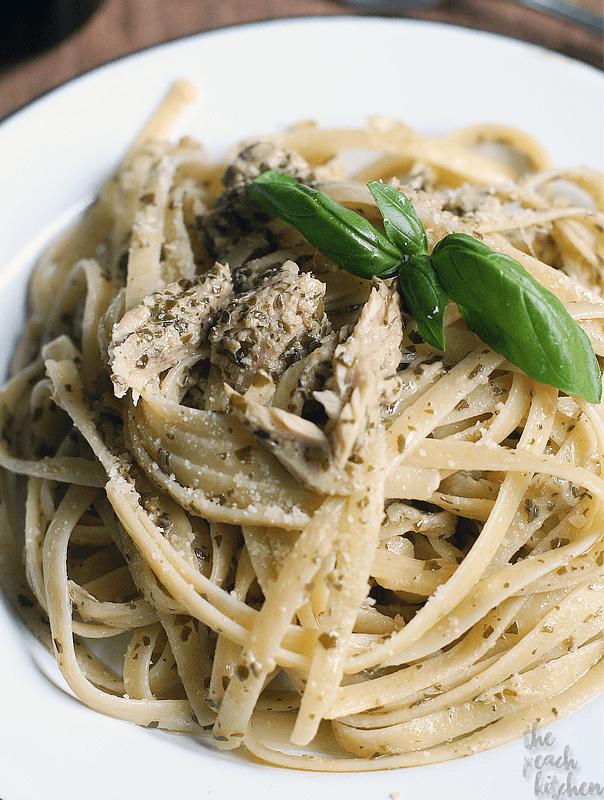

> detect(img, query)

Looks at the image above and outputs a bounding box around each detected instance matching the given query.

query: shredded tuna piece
[226,280,403,494]
[271,333,339,416]
[224,385,348,494]
[203,141,316,262]
[110,262,232,398]
[315,278,404,466]
[209,260,331,393]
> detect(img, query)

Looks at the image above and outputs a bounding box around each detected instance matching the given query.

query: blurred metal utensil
[340,0,604,35]
[341,0,441,8]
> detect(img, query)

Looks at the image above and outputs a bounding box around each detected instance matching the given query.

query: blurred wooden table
[1,0,602,123]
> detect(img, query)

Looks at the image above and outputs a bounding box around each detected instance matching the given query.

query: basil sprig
[247,171,602,403]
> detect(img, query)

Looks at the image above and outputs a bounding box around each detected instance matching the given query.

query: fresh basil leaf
[398,254,448,350]
[368,182,429,256]
[432,233,602,403]
[247,171,402,279]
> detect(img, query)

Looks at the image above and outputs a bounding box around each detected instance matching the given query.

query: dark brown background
[1,0,602,123]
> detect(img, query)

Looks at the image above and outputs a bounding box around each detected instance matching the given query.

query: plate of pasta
[0,16,603,800]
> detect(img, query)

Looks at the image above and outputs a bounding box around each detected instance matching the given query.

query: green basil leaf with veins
[368,181,429,256]
[431,233,602,403]
[398,254,448,351]
[247,171,402,279]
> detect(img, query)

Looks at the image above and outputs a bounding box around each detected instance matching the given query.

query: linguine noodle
[0,80,603,770]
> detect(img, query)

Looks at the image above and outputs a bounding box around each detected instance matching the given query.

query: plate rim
[3,14,603,128]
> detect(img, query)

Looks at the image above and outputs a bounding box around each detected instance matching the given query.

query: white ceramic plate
[0,17,602,800]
